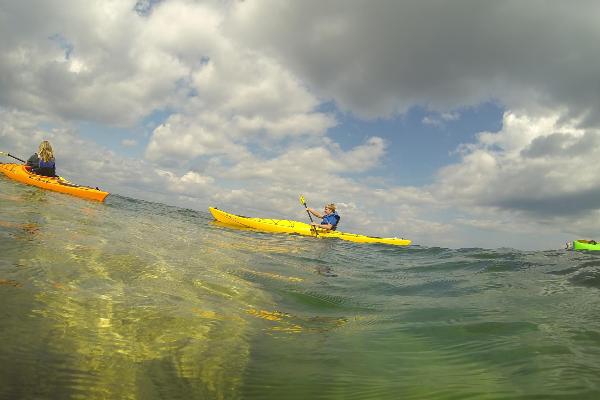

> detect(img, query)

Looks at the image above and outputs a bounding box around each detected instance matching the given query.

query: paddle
[0,151,26,163]
[299,194,319,237]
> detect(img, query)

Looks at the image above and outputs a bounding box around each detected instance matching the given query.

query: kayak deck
[572,240,600,251]
[209,207,411,246]
[0,163,109,202]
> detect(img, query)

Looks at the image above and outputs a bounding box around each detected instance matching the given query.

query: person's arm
[310,212,335,230]
[306,207,324,219]
[26,153,39,167]
[311,221,333,231]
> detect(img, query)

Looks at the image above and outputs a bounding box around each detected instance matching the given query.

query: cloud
[3,0,599,134]
[0,0,334,165]
[137,1,336,164]
[216,136,386,185]
[4,1,600,249]
[434,111,600,225]
[0,0,215,126]
[422,112,460,127]
[121,139,137,147]
[226,1,600,124]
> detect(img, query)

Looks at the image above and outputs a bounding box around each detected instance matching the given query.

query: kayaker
[306,203,340,231]
[26,140,56,177]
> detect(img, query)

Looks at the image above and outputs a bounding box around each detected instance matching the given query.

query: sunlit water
[1,177,599,399]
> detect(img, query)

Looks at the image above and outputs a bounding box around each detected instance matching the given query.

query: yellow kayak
[209,207,411,246]
[0,163,109,202]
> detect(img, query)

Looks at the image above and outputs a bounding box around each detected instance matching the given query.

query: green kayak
[571,240,600,251]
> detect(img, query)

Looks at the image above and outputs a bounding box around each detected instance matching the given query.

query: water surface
[1,178,599,399]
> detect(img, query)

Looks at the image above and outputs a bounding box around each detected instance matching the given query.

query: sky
[1,0,600,250]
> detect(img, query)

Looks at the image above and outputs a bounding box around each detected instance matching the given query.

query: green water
[1,178,599,399]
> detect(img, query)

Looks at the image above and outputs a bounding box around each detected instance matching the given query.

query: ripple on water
[546,265,585,276]
[281,288,356,310]
[403,260,479,273]
[377,279,481,298]
[569,268,600,289]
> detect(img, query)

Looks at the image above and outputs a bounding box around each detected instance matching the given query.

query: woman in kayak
[306,203,340,231]
[26,140,56,177]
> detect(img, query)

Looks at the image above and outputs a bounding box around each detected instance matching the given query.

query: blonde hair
[326,203,336,212]
[38,141,54,163]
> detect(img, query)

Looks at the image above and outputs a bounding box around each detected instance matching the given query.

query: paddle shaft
[304,206,315,224]
[300,196,319,237]
[1,152,26,163]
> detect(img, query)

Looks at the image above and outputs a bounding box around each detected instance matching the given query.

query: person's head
[324,203,336,214]
[38,141,54,162]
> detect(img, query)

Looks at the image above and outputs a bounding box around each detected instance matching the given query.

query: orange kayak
[0,163,109,202]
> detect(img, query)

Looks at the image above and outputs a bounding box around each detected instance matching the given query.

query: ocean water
[1,178,599,400]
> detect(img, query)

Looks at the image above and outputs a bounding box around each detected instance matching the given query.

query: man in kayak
[26,140,56,177]
[306,203,340,231]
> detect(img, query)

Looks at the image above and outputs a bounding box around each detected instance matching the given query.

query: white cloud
[157,169,215,195]
[441,112,459,122]
[423,112,460,127]
[0,0,230,126]
[422,116,442,127]
[133,1,337,164]
[434,111,600,228]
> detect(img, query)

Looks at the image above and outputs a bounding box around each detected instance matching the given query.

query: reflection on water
[1,178,600,399]
[1,187,260,399]
[0,279,22,287]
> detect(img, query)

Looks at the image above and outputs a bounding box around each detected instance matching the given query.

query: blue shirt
[321,212,340,230]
